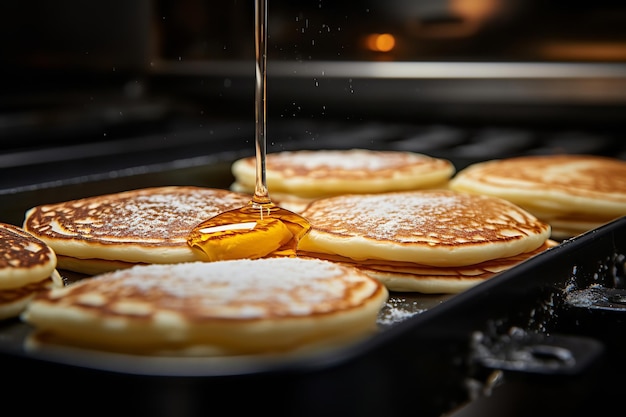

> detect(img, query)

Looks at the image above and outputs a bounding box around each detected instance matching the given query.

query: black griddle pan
[0,160,624,417]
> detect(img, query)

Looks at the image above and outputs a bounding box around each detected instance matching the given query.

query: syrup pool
[187,0,311,261]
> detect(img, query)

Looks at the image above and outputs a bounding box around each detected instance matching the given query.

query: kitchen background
[1,0,625,194]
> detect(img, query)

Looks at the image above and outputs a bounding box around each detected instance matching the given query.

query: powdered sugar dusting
[59,258,379,319]
[377,296,425,327]
[268,149,431,171]
[303,190,547,244]
[30,187,250,243]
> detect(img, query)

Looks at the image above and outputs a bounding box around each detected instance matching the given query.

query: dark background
[1,0,625,192]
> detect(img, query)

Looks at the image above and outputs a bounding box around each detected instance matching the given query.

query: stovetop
[2,104,625,193]
[2,96,626,417]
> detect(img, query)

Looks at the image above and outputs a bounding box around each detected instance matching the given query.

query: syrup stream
[253,0,270,205]
[187,0,310,261]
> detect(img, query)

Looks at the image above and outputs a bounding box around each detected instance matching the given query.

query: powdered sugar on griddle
[56,258,380,319]
[377,297,425,327]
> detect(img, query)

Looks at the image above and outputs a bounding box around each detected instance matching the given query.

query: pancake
[55,255,144,276]
[300,240,557,293]
[297,190,552,293]
[231,149,455,212]
[0,222,64,319]
[22,186,252,274]
[21,257,389,356]
[448,154,626,239]
[298,190,552,267]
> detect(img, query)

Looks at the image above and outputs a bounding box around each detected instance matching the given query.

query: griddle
[1,133,625,416]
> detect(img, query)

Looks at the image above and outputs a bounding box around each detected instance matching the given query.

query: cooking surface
[0,285,453,376]
[1,213,625,417]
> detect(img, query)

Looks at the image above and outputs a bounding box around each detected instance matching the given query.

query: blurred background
[1,0,626,192]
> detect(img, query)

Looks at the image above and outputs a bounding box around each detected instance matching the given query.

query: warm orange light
[539,41,626,61]
[450,0,500,21]
[365,33,396,53]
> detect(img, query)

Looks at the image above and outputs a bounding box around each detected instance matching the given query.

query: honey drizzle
[253,0,270,206]
[187,0,310,261]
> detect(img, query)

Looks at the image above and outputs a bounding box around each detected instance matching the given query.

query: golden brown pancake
[0,222,64,319]
[21,258,388,357]
[22,186,252,274]
[231,149,455,212]
[301,240,557,293]
[297,190,553,293]
[448,154,626,239]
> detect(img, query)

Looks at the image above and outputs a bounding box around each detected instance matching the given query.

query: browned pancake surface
[232,149,455,198]
[305,192,540,244]
[298,190,552,292]
[260,149,453,180]
[462,155,625,194]
[37,260,381,321]
[0,223,63,318]
[449,154,626,208]
[21,186,254,267]
[0,222,57,289]
[1,278,57,303]
[24,186,251,247]
[22,258,388,355]
[1,223,56,273]
[449,154,626,238]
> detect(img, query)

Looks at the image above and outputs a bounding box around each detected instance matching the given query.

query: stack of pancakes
[297,189,555,294]
[231,148,455,212]
[1,222,64,320]
[21,257,388,356]
[22,186,252,275]
[448,154,626,239]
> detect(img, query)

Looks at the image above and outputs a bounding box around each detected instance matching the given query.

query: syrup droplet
[187,0,310,261]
